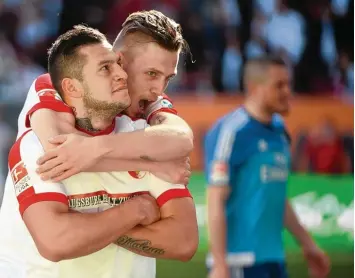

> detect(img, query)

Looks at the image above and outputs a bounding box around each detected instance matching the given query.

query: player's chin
[278,106,290,115]
[124,104,141,118]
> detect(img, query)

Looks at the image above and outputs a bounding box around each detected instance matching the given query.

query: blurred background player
[204,56,330,278]
[1,25,197,278]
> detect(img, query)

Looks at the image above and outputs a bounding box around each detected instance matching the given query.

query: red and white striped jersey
[0,71,186,278]
[0,115,191,278]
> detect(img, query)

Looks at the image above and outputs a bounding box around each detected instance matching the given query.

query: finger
[52,168,79,182]
[37,151,58,165]
[48,134,68,145]
[36,158,63,175]
[40,163,69,181]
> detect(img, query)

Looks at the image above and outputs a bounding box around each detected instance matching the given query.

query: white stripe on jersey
[213,109,249,162]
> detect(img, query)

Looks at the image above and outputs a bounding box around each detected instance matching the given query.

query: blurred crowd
[0,0,353,184]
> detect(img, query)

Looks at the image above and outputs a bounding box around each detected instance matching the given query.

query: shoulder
[27,73,61,101]
[207,107,251,141]
[33,73,54,91]
[114,115,148,133]
[209,108,250,133]
[8,130,43,171]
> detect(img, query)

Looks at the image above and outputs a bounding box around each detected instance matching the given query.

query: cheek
[93,81,112,100]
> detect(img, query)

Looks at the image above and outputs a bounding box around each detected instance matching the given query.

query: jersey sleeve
[146,94,178,123]
[8,130,68,216]
[159,94,178,115]
[148,175,192,207]
[204,114,249,187]
[23,73,73,128]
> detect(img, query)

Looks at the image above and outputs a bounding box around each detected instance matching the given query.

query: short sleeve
[23,74,73,128]
[148,175,192,207]
[146,94,178,123]
[8,130,68,216]
[204,112,249,187]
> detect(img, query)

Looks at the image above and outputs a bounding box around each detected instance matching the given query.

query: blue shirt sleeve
[204,113,249,187]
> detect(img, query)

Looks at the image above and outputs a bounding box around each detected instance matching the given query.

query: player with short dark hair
[48,25,108,96]
[205,55,330,278]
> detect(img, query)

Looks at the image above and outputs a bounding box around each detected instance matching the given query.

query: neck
[72,104,113,133]
[244,98,273,123]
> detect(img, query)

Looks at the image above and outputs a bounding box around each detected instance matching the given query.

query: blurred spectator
[265,0,306,65]
[297,118,351,174]
[151,0,180,20]
[219,0,241,28]
[0,33,21,103]
[246,10,268,59]
[179,12,206,91]
[331,0,351,16]
[0,108,14,206]
[195,63,216,95]
[320,6,338,74]
[221,31,242,92]
[333,52,354,98]
[255,0,277,17]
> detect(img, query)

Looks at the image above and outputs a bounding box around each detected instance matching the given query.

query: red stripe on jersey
[156,188,192,207]
[17,186,35,203]
[68,190,149,200]
[25,101,74,128]
[19,193,68,216]
[34,73,54,92]
[147,107,178,123]
[75,118,116,136]
[8,130,68,215]
[162,93,173,103]
[8,130,31,170]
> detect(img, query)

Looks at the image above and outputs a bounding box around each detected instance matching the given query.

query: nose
[114,64,128,82]
[152,81,166,97]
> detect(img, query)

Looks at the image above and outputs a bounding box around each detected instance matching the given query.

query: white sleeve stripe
[36,88,56,95]
[213,110,248,162]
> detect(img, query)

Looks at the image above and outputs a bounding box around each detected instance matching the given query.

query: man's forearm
[31,109,79,151]
[115,216,198,261]
[88,158,157,172]
[150,112,193,140]
[94,126,193,162]
[25,200,144,262]
[284,200,314,246]
[208,200,228,265]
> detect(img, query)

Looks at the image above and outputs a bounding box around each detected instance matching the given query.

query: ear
[61,78,83,98]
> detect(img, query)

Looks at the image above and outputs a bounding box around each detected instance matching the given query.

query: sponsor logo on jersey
[68,191,148,209]
[210,161,228,184]
[258,139,268,152]
[161,99,173,109]
[128,171,147,179]
[10,161,32,196]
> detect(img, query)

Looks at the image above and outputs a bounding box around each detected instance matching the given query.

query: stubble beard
[82,85,129,122]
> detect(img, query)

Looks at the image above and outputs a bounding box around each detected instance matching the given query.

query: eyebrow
[147,67,176,79]
[98,58,118,67]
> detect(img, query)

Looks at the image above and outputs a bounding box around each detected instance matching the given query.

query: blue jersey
[204,107,291,264]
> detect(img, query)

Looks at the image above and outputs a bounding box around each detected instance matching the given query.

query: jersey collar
[75,118,116,136]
